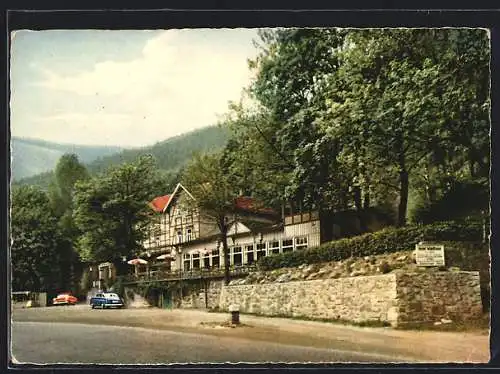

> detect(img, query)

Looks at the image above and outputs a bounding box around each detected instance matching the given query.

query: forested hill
[11,137,123,181]
[13,126,230,189]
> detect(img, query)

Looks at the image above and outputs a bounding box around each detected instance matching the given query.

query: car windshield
[105,293,120,299]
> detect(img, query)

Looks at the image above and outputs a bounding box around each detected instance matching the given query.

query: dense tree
[73,155,161,275]
[247,28,348,213]
[220,104,292,210]
[11,186,64,292]
[321,28,490,225]
[48,154,90,292]
[181,152,240,285]
[229,27,489,227]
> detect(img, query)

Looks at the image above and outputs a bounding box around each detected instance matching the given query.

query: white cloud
[26,29,259,146]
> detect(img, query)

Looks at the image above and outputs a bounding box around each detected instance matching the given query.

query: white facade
[142,184,321,272]
[171,220,321,272]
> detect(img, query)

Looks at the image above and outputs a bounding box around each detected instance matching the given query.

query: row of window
[147,226,194,246]
[181,237,308,271]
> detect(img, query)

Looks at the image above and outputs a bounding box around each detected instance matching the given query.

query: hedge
[257,220,484,271]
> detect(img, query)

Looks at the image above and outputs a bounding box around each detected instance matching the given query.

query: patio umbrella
[127,258,148,265]
[157,254,174,260]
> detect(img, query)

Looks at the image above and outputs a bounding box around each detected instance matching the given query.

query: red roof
[149,195,171,213]
[149,192,275,216]
[234,196,276,215]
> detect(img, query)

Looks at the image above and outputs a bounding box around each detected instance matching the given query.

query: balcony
[122,264,257,284]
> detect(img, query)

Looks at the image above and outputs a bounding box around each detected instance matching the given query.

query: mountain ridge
[12,125,230,188]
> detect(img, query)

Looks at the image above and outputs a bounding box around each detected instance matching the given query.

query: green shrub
[410,178,488,224]
[257,220,483,271]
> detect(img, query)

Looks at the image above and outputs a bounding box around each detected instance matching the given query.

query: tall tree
[73,155,160,275]
[11,186,64,292]
[48,154,89,292]
[321,28,490,225]
[181,152,240,285]
[248,29,348,213]
[220,103,293,210]
[228,27,489,229]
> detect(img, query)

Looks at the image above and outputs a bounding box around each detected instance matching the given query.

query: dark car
[89,292,124,309]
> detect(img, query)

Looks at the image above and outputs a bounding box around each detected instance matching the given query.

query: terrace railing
[122,264,257,284]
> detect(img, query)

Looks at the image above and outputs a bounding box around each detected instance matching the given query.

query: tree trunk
[363,189,370,210]
[398,169,409,227]
[222,234,230,285]
[218,218,230,286]
[353,186,367,232]
[353,186,362,212]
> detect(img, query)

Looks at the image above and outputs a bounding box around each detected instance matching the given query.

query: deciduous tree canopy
[223,28,490,226]
[11,186,64,292]
[73,155,161,275]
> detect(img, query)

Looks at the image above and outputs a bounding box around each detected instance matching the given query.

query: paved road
[12,322,408,364]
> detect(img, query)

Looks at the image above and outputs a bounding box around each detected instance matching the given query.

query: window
[245,245,255,265]
[186,227,192,241]
[175,217,182,226]
[211,250,220,268]
[269,241,280,255]
[256,243,266,260]
[232,246,242,266]
[203,254,210,268]
[295,236,308,250]
[282,239,294,253]
[177,230,183,243]
[183,253,191,270]
[192,254,200,269]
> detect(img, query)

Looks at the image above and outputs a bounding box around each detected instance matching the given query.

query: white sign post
[415,242,445,267]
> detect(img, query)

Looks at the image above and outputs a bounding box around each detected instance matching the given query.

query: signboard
[415,243,445,267]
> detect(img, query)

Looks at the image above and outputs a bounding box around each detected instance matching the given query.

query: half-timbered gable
[139,183,322,274]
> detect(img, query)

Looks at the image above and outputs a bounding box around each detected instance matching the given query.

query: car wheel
[91,304,95,309]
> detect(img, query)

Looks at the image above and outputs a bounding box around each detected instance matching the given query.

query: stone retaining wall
[395,271,483,324]
[219,274,399,324]
[219,271,482,326]
[180,280,224,309]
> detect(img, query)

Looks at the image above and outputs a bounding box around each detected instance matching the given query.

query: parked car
[89,292,124,309]
[52,293,78,306]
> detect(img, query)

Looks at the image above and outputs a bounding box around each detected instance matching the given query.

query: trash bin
[229,304,240,324]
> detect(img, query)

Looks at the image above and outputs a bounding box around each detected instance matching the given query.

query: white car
[89,292,124,309]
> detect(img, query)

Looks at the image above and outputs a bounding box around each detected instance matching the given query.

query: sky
[10,29,261,147]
